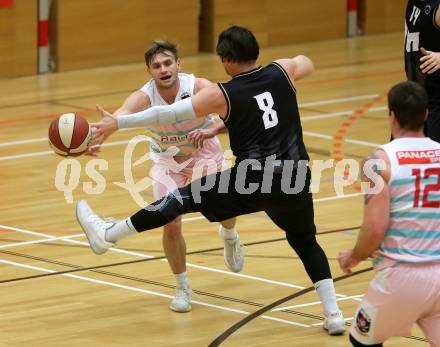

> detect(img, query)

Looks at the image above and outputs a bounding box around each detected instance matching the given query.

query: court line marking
[0,233,84,249]
[0,223,305,290]
[0,192,363,251]
[0,216,205,250]
[272,294,364,312]
[0,258,310,328]
[299,94,380,108]
[0,132,381,161]
[0,140,131,161]
[311,316,354,327]
[301,106,387,122]
[303,131,380,148]
[0,93,385,149]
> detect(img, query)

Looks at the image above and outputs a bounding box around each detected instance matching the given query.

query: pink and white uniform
[351,138,440,346]
[140,73,224,198]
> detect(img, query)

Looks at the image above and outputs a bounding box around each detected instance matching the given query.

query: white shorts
[150,137,225,199]
[350,263,440,346]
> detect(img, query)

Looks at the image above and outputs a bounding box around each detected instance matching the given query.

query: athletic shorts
[150,137,225,199]
[425,105,440,143]
[187,163,315,233]
[350,262,440,346]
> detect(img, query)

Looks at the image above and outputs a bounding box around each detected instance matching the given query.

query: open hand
[420,47,440,74]
[188,128,216,148]
[86,105,118,156]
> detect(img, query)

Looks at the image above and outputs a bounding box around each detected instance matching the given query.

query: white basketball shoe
[170,286,193,312]
[323,310,346,335]
[219,226,244,273]
[76,200,115,254]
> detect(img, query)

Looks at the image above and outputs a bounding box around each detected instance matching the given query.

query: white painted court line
[0,258,310,328]
[0,233,84,249]
[301,105,387,122]
[0,140,133,161]
[0,192,364,288]
[299,94,380,108]
[0,93,384,150]
[311,316,354,327]
[0,223,305,289]
[303,131,381,148]
[302,131,333,140]
[314,192,364,202]
[0,127,136,148]
[302,111,353,122]
[369,106,387,112]
[0,131,381,161]
[344,138,381,148]
[0,218,206,250]
[272,294,364,312]
[0,150,54,161]
[0,137,47,148]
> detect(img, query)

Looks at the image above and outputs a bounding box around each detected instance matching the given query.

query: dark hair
[216,26,259,63]
[144,40,178,67]
[388,81,428,130]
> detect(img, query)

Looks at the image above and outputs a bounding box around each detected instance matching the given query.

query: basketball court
[0,31,429,346]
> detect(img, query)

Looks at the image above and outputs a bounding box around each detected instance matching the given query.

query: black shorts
[425,105,440,143]
[188,164,316,236]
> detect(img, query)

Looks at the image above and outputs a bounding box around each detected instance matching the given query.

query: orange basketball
[48,113,92,157]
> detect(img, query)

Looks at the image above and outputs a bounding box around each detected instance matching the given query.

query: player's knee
[285,230,316,251]
[349,334,383,347]
[163,218,182,236]
[158,186,195,221]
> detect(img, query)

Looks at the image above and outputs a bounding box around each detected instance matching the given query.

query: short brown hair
[388,81,428,131]
[144,40,178,67]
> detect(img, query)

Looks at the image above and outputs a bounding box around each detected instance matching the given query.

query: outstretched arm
[88,91,151,155]
[93,84,227,141]
[113,90,151,116]
[274,55,314,84]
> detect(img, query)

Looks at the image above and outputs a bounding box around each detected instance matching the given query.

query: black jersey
[218,63,309,166]
[405,0,440,103]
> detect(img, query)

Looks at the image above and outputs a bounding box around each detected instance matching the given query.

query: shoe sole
[324,324,346,336]
[224,251,244,273]
[76,202,106,255]
[220,227,244,273]
[327,328,346,336]
[169,304,192,313]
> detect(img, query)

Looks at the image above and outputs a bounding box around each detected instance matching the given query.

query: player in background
[78,25,346,335]
[89,40,243,313]
[339,81,440,346]
[405,0,440,141]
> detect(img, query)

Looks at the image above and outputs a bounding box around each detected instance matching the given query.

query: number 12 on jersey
[412,168,440,208]
[254,91,278,129]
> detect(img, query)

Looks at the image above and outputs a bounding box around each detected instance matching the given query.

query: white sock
[221,226,237,240]
[105,218,137,243]
[314,278,340,315]
[175,272,189,288]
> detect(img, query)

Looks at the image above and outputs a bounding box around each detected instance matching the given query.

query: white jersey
[140,73,216,157]
[374,137,440,269]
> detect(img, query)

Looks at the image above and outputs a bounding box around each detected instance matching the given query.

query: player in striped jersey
[89,41,243,313]
[339,81,440,346]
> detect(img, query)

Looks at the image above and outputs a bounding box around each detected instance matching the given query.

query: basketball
[48,113,92,157]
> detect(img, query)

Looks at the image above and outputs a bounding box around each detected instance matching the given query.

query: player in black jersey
[405,0,440,142]
[77,26,346,335]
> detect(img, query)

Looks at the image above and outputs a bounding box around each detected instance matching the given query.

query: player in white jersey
[339,81,440,346]
[89,41,244,313]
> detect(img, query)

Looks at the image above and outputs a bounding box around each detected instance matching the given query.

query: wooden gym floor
[0,32,428,346]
